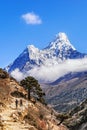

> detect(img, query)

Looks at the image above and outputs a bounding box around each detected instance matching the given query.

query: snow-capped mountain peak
[27,44,40,61]
[27,45,39,57]
[6,32,87,82]
[56,32,68,41]
[27,44,39,52]
[48,32,76,51]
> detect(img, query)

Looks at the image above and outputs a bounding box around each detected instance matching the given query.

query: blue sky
[0,0,87,68]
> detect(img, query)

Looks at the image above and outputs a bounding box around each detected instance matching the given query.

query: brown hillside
[0,70,68,130]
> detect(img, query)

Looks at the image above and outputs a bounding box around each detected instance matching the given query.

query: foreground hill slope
[0,69,68,130]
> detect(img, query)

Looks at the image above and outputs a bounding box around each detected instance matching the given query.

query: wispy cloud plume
[11,58,87,82]
[11,68,25,81]
[21,12,42,25]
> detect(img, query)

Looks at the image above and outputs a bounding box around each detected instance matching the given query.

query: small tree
[0,68,9,78]
[20,76,45,102]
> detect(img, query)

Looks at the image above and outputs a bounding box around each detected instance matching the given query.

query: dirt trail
[0,97,36,130]
[0,96,68,130]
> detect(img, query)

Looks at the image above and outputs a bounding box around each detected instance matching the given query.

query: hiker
[20,99,23,107]
[15,99,18,109]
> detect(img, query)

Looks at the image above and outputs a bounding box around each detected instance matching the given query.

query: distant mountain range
[6,32,87,83]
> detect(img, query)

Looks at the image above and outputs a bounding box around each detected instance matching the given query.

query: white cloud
[11,68,25,81]
[11,58,87,83]
[21,12,42,25]
[27,58,87,82]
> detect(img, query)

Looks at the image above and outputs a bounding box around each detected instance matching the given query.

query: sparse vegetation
[0,68,9,78]
[62,98,87,130]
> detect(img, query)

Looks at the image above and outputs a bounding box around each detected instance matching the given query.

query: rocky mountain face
[43,71,87,112]
[0,69,68,130]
